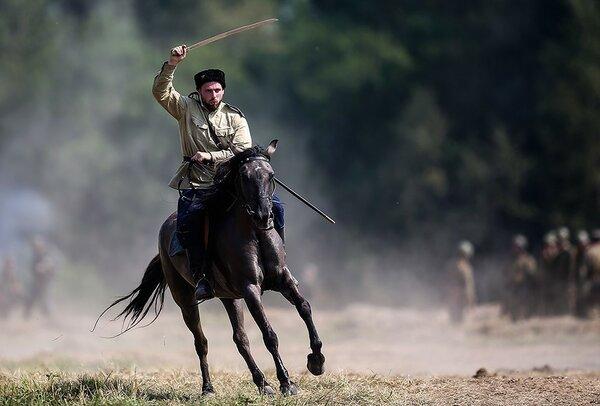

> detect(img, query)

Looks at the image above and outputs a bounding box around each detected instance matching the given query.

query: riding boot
[187,249,214,301]
[194,271,214,301]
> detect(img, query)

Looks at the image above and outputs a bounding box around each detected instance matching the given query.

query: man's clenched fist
[192,151,212,163]
[169,45,187,66]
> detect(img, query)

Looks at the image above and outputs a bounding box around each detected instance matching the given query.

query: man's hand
[169,44,187,66]
[191,151,212,163]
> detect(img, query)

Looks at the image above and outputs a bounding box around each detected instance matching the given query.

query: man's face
[199,81,224,110]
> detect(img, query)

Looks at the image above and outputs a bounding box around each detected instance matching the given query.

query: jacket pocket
[191,116,208,130]
[215,126,234,146]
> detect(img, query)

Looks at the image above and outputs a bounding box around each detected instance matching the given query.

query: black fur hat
[194,69,226,89]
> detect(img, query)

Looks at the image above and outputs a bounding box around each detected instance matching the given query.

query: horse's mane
[200,145,269,203]
[215,145,269,184]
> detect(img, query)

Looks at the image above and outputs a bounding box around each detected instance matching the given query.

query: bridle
[235,155,276,230]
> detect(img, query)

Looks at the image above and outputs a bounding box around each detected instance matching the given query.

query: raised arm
[152,45,188,120]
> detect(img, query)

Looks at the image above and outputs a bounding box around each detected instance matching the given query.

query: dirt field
[1,301,599,404]
[1,370,599,405]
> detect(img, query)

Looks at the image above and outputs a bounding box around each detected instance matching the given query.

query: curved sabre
[184,18,279,51]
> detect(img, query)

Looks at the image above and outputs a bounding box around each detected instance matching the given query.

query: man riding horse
[97,41,325,396]
[152,44,285,301]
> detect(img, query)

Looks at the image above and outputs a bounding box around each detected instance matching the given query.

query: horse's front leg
[220,298,275,395]
[279,267,325,375]
[243,284,298,395]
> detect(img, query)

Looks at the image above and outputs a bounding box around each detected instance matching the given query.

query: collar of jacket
[189,92,225,115]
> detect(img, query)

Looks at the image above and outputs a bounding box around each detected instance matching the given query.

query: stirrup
[195,277,214,301]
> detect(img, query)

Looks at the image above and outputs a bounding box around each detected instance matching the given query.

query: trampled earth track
[0,370,598,405]
[1,303,599,404]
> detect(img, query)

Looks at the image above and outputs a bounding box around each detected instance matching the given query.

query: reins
[177,156,198,197]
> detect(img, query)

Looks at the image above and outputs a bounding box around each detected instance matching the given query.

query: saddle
[169,215,210,257]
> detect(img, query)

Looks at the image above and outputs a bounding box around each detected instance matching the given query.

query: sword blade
[187,18,278,51]
[274,177,336,224]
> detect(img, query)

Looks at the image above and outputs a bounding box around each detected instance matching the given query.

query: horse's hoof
[280,381,299,396]
[307,353,325,375]
[201,387,215,397]
[259,384,276,396]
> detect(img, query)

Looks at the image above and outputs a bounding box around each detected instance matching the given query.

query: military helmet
[544,231,557,245]
[458,240,474,258]
[557,226,570,241]
[576,230,589,245]
[513,234,528,250]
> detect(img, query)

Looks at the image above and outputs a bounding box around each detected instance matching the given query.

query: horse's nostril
[253,210,272,226]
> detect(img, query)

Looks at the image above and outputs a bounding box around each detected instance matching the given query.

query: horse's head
[235,140,278,230]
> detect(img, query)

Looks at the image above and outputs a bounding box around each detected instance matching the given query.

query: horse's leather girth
[203,216,209,250]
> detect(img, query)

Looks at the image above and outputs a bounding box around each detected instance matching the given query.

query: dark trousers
[177,189,210,250]
[272,194,285,231]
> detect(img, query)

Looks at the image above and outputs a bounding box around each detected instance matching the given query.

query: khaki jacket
[508,253,537,284]
[585,243,600,282]
[152,62,252,189]
[447,258,476,307]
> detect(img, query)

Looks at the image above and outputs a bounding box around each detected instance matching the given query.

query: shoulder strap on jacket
[225,103,245,118]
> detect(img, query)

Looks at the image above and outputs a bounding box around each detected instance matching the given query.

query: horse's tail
[92,254,166,336]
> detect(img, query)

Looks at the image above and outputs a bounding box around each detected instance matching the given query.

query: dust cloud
[1,302,599,376]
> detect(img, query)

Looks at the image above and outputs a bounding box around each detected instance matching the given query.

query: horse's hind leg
[279,267,325,376]
[162,255,214,395]
[243,284,298,395]
[180,301,214,395]
[221,298,275,395]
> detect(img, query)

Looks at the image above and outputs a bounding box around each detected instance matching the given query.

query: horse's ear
[265,139,278,157]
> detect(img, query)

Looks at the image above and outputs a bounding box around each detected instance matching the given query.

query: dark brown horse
[98,140,325,396]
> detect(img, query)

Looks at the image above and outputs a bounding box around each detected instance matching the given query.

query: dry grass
[2,304,600,404]
[0,369,599,405]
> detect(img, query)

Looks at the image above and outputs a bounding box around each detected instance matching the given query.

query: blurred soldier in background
[578,229,600,317]
[548,227,575,314]
[504,235,538,321]
[0,256,24,319]
[540,231,559,315]
[23,236,56,319]
[446,240,476,323]
[573,230,590,317]
[541,232,559,262]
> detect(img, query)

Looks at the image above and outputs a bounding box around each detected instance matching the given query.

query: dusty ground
[1,370,599,405]
[1,301,599,404]
[1,302,599,374]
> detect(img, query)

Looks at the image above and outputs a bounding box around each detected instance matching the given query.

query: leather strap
[203,216,210,250]
[205,114,224,149]
[194,98,224,149]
